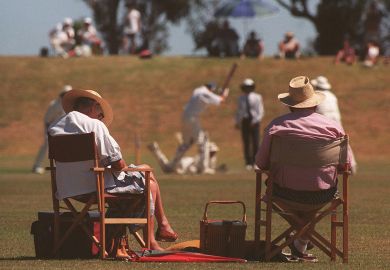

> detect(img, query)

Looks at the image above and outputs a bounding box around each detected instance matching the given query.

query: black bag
[30,211,100,259]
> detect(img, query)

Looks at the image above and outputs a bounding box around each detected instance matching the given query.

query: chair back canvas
[270,136,348,168]
[48,132,103,200]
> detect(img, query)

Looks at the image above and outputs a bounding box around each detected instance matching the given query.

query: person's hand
[222,88,229,98]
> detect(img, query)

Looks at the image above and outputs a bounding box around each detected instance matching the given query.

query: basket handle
[202,200,246,223]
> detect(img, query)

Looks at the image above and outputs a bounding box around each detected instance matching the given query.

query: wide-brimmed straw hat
[62,89,113,126]
[310,76,331,90]
[278,76,325,108]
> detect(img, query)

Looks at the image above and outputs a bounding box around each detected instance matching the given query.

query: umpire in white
[235,78,264,170]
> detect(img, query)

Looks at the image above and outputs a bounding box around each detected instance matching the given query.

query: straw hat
[278,76,325,108]
[241,78,255,92]
[311,76,331,90]
[62,89,113,126]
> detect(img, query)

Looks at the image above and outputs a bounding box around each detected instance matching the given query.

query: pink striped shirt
[256,109,353,191]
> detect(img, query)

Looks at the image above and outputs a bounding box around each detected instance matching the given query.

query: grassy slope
[0,56,389,172]
[0,56,389,269]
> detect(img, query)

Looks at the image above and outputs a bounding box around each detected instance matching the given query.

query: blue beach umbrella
[215,0,279,18]
[214,0,279,38]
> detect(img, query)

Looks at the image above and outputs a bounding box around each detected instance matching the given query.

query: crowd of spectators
[48,17,102,58]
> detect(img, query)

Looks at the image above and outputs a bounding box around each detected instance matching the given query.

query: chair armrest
[91,167,153,173]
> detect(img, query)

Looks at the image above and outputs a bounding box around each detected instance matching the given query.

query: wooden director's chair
[254,135,350,263]
[47,132,151,259]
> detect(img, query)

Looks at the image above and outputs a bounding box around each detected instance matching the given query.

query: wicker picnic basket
[200,200,247,259]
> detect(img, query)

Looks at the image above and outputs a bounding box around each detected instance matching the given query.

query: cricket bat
[221,62,238,90]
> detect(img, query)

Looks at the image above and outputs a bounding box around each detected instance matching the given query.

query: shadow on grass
[0,256,36,260]
[0,168,32,174]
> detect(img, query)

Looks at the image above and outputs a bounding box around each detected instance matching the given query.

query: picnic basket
[200,200,247,258]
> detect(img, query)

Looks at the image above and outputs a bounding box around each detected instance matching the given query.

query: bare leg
[137,164,176,249]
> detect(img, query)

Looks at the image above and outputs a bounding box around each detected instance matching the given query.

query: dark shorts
[273,183,338,205]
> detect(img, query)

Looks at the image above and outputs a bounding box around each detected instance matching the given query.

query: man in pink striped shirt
[255,76,355,260]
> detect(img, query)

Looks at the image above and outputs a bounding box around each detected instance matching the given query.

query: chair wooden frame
[254,135,350,263]
[47,132,151,259]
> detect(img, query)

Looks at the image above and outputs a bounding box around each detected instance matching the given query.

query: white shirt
[44,97,65,126]
[236,92,264,124]
[316,90,342,124]
[78,25,98,45]
[124,9,141,35]
[48,111,122,199]
[183,86,223,119]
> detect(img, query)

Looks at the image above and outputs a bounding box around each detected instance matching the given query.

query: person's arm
[220,88,229,101]
[110,159,127,171]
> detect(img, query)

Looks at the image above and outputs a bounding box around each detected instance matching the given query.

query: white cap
[242,78,255,87]
[60,85,72,96]
[63,17,73,26]
[84,17,92,24]
[311,76,331,90]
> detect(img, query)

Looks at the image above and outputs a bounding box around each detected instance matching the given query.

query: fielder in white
[310,76,342,124]
[32,85,72,174]
[311,76,358,174]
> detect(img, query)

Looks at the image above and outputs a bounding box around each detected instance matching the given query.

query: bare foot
[150,241,164,251]
[115,247,131,260]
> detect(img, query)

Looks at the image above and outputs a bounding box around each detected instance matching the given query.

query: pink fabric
[256,110,353,191]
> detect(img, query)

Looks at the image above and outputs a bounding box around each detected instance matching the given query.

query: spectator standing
[241,31,264,60]
[278,32,300,59]
[362,1,384,43]
[235,79,264,170]
[32,85,72,174]
[122,1,142,54]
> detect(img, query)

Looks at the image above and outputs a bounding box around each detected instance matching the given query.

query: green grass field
[0,56,389,269]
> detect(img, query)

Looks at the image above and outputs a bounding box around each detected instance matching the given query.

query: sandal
[155,228,178,242]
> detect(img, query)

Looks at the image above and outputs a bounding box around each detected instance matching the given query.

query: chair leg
[53,199,94,254]
[254,172,262,260]
[100,209,106,259]
[343,207,349,263]
[331,212,337,261]
[131,231,146,247]
[53,199,60,257]
[265,201,273,261]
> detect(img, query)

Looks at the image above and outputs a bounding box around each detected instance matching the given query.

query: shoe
[288,239,318,262]
[32,167,45,174]
[155,228,178,242]
[203,168,216,174]
[286,234,314,251]
[245,165,253,171]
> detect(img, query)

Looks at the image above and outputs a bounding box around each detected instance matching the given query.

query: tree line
[83,0,390,56]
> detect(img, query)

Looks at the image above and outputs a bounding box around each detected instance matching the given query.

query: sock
[294,238,309,253]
